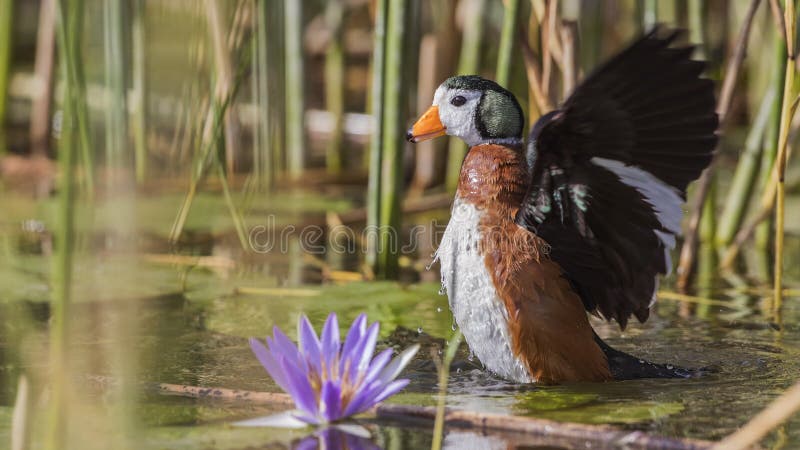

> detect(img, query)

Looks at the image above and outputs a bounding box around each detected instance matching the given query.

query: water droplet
[456,368,461,374]
[451,323,457,331]
[417,327,423,334]
[438,287,446,295]
[638,360,644,364]
[666,364,674,370]
[436,306,443,313]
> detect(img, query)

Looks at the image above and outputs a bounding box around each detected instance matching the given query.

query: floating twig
[143,380,713,450]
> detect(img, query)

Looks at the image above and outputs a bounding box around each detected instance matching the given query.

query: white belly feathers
[434,198,533,383]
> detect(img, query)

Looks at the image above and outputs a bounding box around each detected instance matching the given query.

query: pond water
[0,189,799,449]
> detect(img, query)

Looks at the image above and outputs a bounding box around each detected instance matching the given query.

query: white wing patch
[590,157,684,274]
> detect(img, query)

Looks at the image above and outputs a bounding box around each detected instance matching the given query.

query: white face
[432,86,484,147]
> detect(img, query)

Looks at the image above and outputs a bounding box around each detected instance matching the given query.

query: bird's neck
[456,143,528,213]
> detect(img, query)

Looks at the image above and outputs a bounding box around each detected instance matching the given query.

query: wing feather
[516,27,718,328]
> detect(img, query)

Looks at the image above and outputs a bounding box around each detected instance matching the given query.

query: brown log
[139,380,718,450]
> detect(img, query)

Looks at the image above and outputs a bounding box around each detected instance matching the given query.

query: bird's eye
[450,95,467,107]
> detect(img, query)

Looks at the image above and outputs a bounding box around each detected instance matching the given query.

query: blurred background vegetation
[0,0,799,449]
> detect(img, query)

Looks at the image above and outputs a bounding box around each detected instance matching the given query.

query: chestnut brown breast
[456,144,612,383]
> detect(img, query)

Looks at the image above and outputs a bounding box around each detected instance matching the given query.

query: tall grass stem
[48,2,81,446]
[28,0,56,156]
[445,0,486,192]
[496,0,520,87]
[716,88,775,248]
[377,0,408,278]
[132,0,147,183]
[366,0,387,272]
[0,0,13,138]
[325,0,346,174]
[103,0,129,178]
[284,0,305,178]
[253,0,272,190]
[431,330,462,450]
[773,0,796,316]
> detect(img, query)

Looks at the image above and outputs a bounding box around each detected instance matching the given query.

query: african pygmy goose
[407,29,718,384]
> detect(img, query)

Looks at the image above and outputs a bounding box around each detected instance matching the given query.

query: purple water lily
[250,312,419,425]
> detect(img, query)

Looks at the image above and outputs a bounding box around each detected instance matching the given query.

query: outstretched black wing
[515,28,718,328]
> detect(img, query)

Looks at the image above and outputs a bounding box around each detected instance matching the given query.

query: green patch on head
[478,90,523,139]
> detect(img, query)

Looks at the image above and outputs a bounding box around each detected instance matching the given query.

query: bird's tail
[593,332,697,380]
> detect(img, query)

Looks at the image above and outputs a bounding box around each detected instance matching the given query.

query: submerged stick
[712,380,800,450]
[144,381,713,450]
[675,0,763,291]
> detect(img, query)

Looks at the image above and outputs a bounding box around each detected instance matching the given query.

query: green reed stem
[216,140,249,250]
[446,0,486,192]
[170,43,252,248]
[642,0,657,29]
[0,0,12,136]
[366,0,387,273]
[103,0,129,178]
[48,1,80,447]
[284,0,305,178]
[270,0,286,177]
[496,0,520,87]
[325,0,345,174]
[687,0,706,59]
[28,0,56,156]
[377,0,407,279]
[716,88,775,248]
[431,330,462,450]
[132,0,147,183]
[773,0,797,317]
[754,34,787,274]
[253,0,272,190]
[70,0,94,194]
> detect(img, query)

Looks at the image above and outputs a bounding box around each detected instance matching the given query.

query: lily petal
[320,380,342,422]
[270,326,302,368]
[249,338,291,392]
[231,410,309,428]
[361,348,393,387]
[372,378,410,404]
[377,344,419,383]
[339,314,367,378]
[320,313,340,377]
[279,356,320,419]
[298,315,322,374]
[354,322,380,374]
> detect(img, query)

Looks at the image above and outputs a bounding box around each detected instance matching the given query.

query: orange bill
[406,106,446,143]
